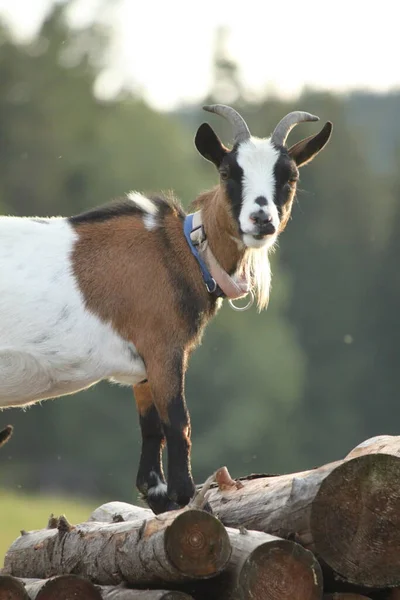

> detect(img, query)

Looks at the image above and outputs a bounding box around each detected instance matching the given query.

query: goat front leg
[134,380,170,514]
[147,349,195,511]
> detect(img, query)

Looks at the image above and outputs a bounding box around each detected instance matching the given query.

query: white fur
[127,191,158,215]
[0,217,146,408]
[147,472,168,496]
[143,213,157,231]
[236,137,280,249]
[242,233,269,249]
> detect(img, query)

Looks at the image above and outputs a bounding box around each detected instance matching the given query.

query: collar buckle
[190,223,206,247]
[205,278,218,294]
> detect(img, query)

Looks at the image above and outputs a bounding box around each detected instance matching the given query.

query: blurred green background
[1,0,400,560]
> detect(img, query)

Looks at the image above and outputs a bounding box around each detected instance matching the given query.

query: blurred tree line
[1,4,400,503]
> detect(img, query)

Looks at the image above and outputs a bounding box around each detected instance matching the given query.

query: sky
[0,0,399,111]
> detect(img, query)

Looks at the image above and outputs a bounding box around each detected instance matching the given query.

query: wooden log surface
[204,436,400,588]
[19,575,102,599]
[14,578,194,600]
[0,575,29,600]
[345,435,400,460]
[219,527,322,600]
[3,509,231,586]
[323,595,373,600]
[93,502,323,600]
[97,587,194,599]
[89,502,153,523]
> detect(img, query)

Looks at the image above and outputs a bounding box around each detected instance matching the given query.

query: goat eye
[288,177,298,186]
[220,169,229,180]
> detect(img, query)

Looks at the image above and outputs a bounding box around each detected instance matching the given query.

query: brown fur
[194,186,273,310]
[278,189,296,234]
[134,380,154,417]
[192,186,245,275]
[72,187,268,385]
[70,189,270,510]
[71,202,215,420]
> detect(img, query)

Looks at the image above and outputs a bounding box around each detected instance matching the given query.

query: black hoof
[145,491,182,515]
[146,493,175,515]
[139,471,169,515]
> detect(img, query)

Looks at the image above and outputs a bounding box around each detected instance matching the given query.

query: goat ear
[195,123,228,167]
[288,122,333,167]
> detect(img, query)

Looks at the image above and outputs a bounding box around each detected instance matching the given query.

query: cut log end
[34,575,102,600]
[165,509,231,579]
[323,595,373,600]
[311,453,400,587]
[239,540,323,600]
[0,576,29,600]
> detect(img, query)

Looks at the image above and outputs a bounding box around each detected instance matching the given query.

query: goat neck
[196,187,246,277]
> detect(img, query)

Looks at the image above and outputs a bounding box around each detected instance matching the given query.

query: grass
[0,488,96,565]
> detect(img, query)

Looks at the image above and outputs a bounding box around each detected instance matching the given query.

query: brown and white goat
[0,105,332,513]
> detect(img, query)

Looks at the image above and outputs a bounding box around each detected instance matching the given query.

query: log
[16,578,193,600]
[345,435,400,459]
[19,575,101,599]
[205,437,400,588]
[323,595,373,600]
[97,587,194,599]
[91,503,323,599]
[89,502,153,523]
[19,579,193,600]
[218,527,322,600]
[3,510,231,586]
[0,575,29,600]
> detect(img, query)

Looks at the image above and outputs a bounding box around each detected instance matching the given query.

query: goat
[0,105,332,513]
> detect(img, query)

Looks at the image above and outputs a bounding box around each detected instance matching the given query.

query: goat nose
[250,210,272,226]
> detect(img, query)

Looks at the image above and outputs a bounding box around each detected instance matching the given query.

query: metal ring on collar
[206,278,218,294]
[228,290,254,312]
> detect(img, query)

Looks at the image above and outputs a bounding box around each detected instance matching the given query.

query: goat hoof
[145,490,172,515]
[145,495,170,515]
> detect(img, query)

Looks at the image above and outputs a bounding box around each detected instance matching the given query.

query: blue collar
[183,214,225,298]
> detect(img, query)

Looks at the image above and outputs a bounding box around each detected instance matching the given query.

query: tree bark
[3,510,231,586]
[97,587,194,599]
[0,575,29,600]
[205,436,400,588]
[14,578,194,600]
[91,503,322,600]
[89,502,153,524]
[323,595,373,600]
[17,576,101,599]
[345,435,400,460]
[219,527,322,600]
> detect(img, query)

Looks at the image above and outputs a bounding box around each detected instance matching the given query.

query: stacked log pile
[2,435,400,599]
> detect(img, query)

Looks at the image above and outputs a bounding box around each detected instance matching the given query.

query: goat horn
[203,104,251,144]
[271,111,320,147]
